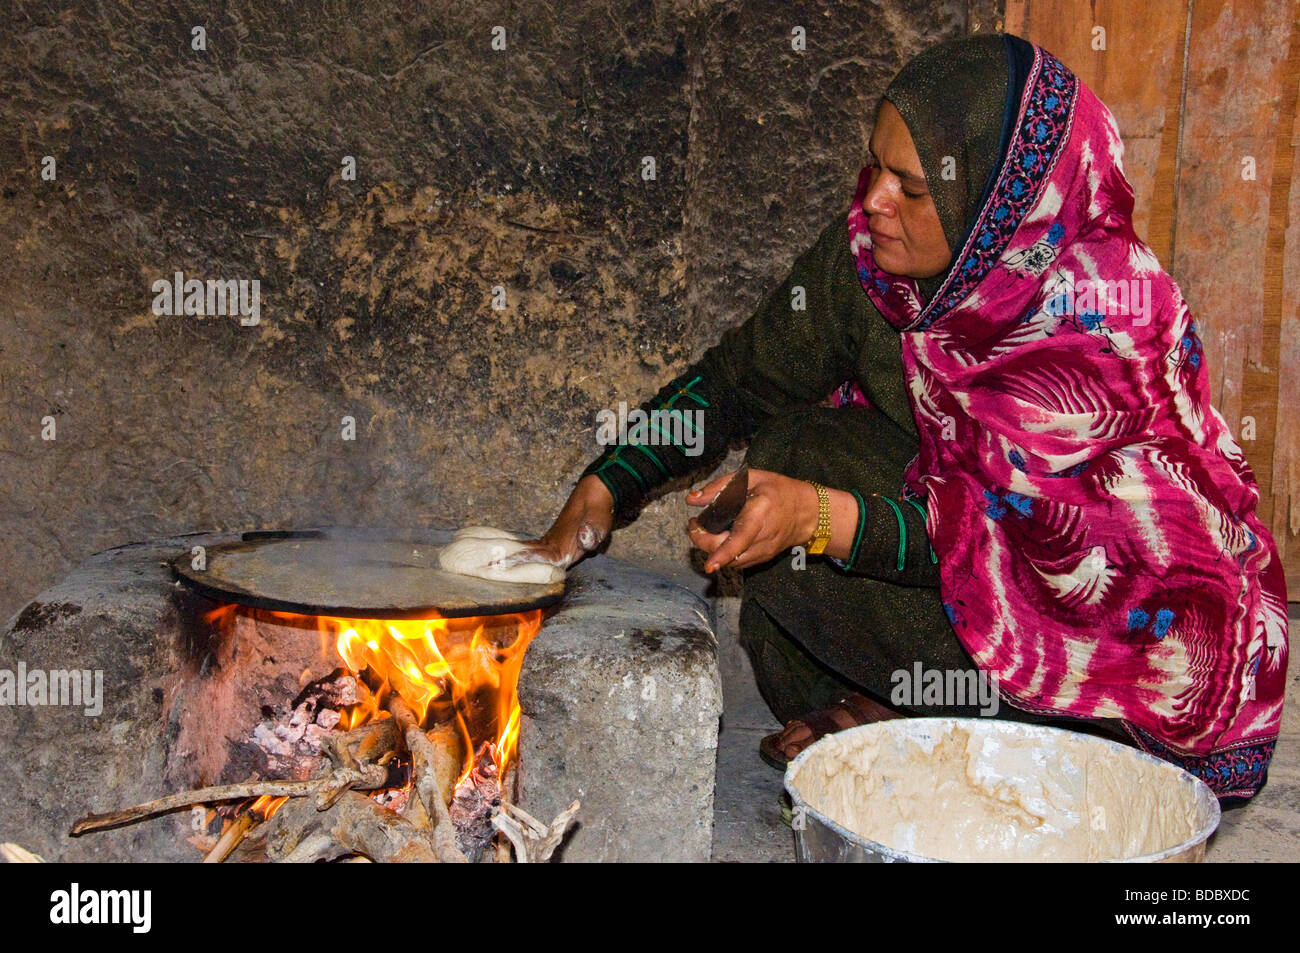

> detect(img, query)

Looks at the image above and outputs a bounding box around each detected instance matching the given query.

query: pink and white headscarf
[847,43,1288,799]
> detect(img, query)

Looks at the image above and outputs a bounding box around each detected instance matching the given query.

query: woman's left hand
[686,468,819,573]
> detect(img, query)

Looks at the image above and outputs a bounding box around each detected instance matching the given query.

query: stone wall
[0,1,970,650]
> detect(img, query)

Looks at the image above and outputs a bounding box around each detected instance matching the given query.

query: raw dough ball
[438,529,564,585]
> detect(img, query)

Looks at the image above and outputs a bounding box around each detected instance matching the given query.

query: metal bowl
[784,718,1221,863]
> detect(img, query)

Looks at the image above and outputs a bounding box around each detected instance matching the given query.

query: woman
[518,33,1288,801]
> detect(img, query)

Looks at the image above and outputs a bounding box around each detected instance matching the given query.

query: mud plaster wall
[0,1,970,635]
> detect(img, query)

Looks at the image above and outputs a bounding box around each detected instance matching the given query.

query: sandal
[759,693,903,770]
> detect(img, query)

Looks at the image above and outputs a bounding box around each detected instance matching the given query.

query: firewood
[77,690,477,862]
[72,780,316,835]
[202,812,256,863]
[492,800,580,863]
[322,715,401,771]
[428,725,462,806]
[406,725,469,863]
[382,692,420,734]
[70,764,389,836]
[0,843,45,863]
[494,766,518,864]
[313,762,389,811]
[381,692,469,863]
[266,791,439,863]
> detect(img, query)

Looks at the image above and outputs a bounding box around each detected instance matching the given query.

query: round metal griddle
[172,529,565,619]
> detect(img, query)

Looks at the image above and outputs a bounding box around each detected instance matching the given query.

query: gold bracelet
[804,482,832,555]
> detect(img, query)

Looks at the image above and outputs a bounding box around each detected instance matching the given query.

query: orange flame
[250,794,289,821]
[198,604,543,842]
[316,610,542,781]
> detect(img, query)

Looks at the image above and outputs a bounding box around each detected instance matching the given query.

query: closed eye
[867,148,930,199]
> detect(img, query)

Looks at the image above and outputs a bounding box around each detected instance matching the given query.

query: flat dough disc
[438,529,565,585]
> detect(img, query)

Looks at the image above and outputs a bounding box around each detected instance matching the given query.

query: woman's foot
[759,692,903,769]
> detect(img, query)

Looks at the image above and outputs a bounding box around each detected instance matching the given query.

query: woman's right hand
[508,474,615,570]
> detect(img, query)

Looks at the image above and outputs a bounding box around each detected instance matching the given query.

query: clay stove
[0,528,722,862]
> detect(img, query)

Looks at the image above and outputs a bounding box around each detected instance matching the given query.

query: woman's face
[862,100,952,279]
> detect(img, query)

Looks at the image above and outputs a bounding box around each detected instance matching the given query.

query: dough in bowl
[438,527,564,584]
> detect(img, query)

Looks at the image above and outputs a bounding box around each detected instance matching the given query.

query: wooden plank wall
[1004,0,1300,596]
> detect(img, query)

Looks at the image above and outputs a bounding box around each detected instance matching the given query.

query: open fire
[189,604,546,858]
[326,609,543,778]
[65,531,584,863]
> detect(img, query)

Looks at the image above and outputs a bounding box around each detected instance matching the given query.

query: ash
[247,670,505,859]
[249,668,359,779]
[450,742,501,860]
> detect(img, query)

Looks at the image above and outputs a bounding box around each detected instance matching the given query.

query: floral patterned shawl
[847,37,1288,799]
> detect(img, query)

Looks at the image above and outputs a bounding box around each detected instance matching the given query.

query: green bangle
[847,490,867,567]
[877,495,907,572]
[903,497,938,564]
